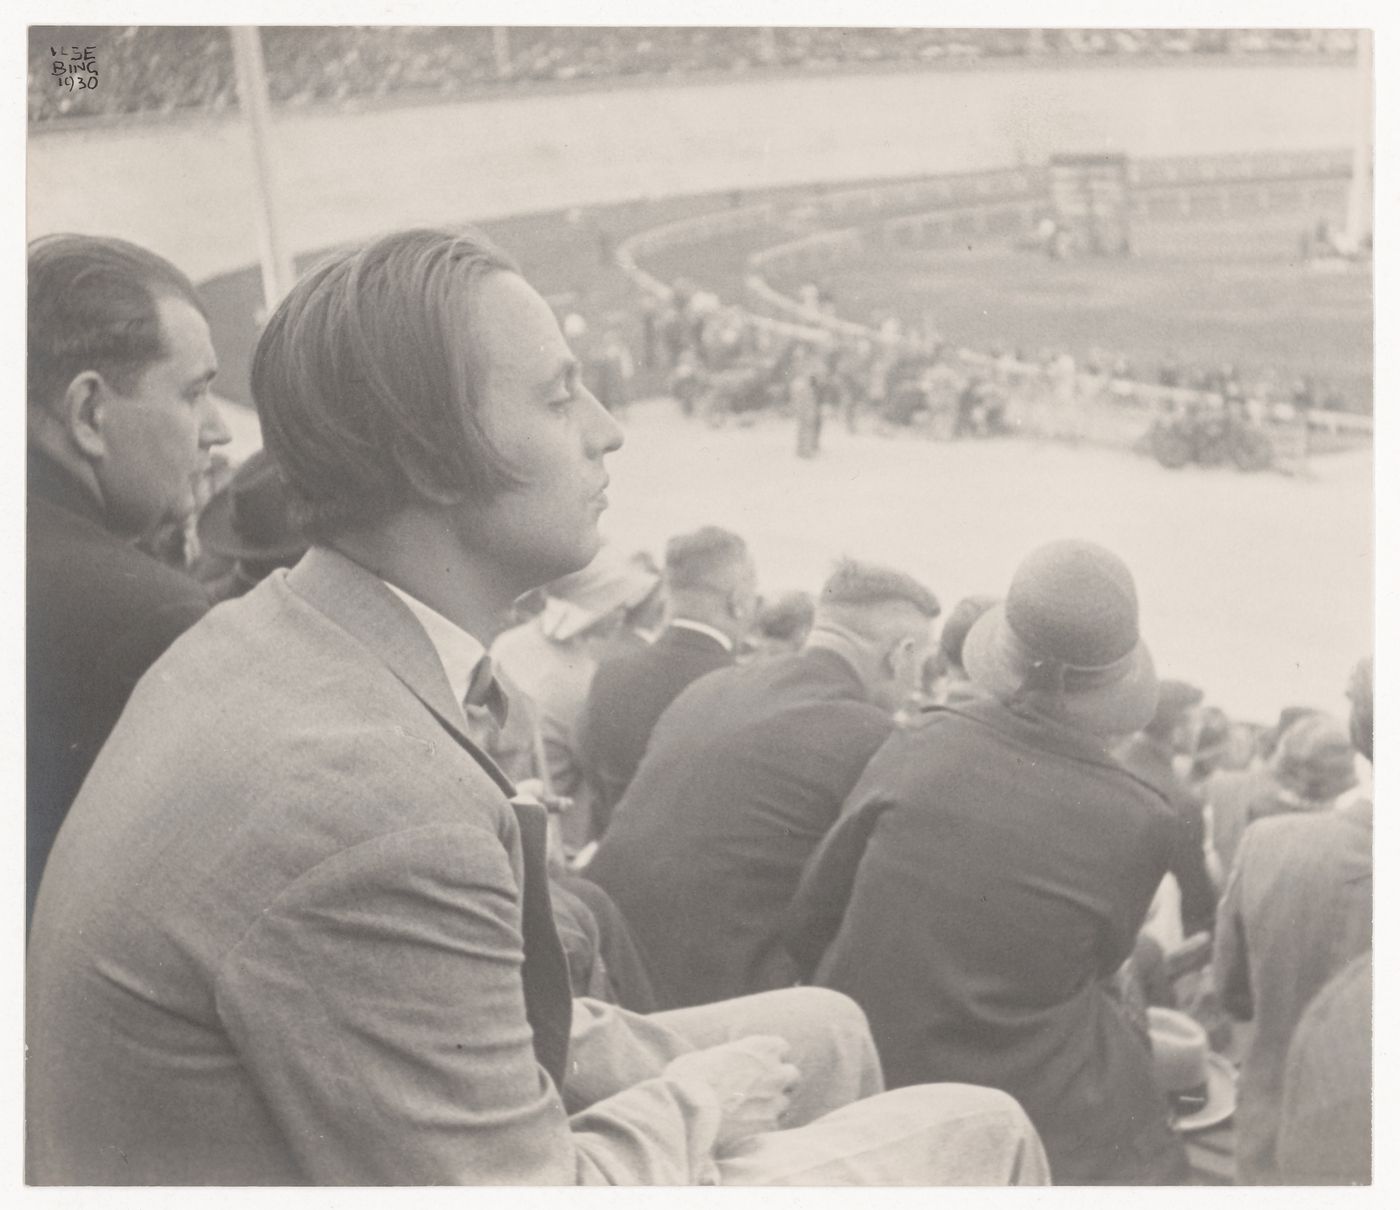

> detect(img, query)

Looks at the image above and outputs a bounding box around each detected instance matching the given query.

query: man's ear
[885,635,914,678]
[61,372,108,460]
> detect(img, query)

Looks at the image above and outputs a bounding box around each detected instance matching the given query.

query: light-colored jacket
[26,547,724,1185]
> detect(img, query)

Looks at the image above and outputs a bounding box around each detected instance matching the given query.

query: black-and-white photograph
[13,1,1388,1195]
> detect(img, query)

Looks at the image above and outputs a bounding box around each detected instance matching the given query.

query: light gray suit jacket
[1212,796,1372,1183]
[27,548,723,1185]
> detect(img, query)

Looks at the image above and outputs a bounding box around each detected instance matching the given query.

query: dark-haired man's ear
[63,372,109,461]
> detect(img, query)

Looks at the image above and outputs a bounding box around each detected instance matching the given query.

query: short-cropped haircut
[820,558,941,619]
[664,526,750,592]
[253,228,521,541]
[28,234,205,412]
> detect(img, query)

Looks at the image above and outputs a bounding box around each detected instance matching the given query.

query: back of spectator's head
[938,594,998,678]
[752,591,816,656]
[1256,705,1321,761]
[663,526,756,642]
[961,540,1156,737]
[1347,655,1373,763]
[1144,679,1204,743]
[811,559,941,712]
[28,233,206,414]
[253,228,521,542]
[1269,713,1358,802]
[1189,706,1233,781]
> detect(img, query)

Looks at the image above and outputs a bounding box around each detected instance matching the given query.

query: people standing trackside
[587,559,939,1010]
[787,540,1187,1184]
[792,345,823,459]
[26,234,232,926]
[27,226,1049,1187]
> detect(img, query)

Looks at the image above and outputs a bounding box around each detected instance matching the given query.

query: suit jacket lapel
[286,547,473,745]
[284,545,573,1090]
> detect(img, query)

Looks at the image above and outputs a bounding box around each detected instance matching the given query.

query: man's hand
[664,1035,800,1150]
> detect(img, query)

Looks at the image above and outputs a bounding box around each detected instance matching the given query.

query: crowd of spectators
[30,26,1359,125]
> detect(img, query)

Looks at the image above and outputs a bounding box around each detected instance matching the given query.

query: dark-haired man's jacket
[580,622,736,831]
[585,648,894,1010]
[26,548,740,1185]
[26,449,210,926]
[786,696,1186,1185]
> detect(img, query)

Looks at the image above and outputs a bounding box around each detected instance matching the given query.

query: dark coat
[26,450,210,925]
[585,648,893,1010]
[1115,732,1219,936]
[786,696,1186,1185]
[580,623,735,831]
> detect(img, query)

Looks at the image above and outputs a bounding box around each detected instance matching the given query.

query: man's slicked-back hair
[665,526,750,593]
[820,558,941,620]
[28,234,205,412]
[253,227,521,541]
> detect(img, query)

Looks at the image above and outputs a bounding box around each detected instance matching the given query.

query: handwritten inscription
[49,45,99,91]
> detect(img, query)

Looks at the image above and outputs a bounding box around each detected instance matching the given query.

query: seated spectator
[587,559,939,1009]
[26,234,232,926]
[492,546,660,849]
[1116,679,1218,941]
[1206,711,1358,878]
[580,527,756,832]
[787,540,1187,1184]
[1212,657,1372,1184]
[194,448,309,602]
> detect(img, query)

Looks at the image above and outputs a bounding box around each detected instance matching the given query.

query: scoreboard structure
[1047,153,1131,256]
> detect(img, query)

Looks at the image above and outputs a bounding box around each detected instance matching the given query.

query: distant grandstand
[28,26,1359,125]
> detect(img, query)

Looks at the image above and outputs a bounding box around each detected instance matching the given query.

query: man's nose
[202,396,234,447]
[582,386,624,455]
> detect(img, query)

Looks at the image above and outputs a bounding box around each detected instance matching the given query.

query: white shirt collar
[670,617,735,653]
[381,580,487,707]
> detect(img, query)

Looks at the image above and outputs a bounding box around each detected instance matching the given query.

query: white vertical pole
[1346,29,1373,246]
[230,26,295,312]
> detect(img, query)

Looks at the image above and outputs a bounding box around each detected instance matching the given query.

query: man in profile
[580,525,757,829]
[26,234,231,923]
[27,228,1047,1187]
[586,559,939,1009]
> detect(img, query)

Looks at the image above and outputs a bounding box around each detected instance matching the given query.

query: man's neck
[803,625,876,697]
[333,511,518,646]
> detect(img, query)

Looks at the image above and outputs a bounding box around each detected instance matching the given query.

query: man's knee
[873,1084,1050,1184]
